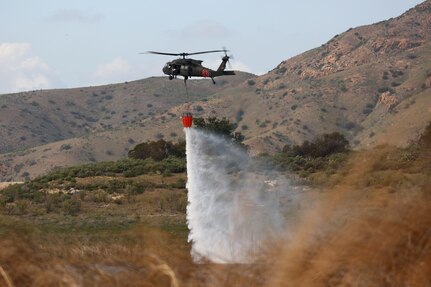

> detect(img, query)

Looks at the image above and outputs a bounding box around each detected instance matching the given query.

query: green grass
[33,156,186,183]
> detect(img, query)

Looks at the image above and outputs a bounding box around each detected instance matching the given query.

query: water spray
[185,128,292,263]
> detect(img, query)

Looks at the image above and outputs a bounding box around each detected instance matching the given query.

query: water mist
[185,128,294,263]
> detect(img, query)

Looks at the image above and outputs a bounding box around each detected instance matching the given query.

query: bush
[378,87,389,93]
[283,132,349,158]
[45,194,61,213]
[62,198,81,215]
[60,144,72,151]
[344,121,356,130]
[31,157,186,184]
[16,199,31,215]
[194,105,204,112]
[276,67,287,74]
[87,190,109,203]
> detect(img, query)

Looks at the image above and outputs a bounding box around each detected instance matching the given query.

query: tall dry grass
[269,146,431,287]
[0,225,269,287]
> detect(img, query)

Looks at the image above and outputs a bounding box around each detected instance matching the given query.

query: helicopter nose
[162,66,171,75]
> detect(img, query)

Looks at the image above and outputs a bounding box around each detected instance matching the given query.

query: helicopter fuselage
[162,56,234,83]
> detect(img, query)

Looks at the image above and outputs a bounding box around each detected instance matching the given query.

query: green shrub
[16,199,31,215]
[378,87,391,93]
[45,193,61,213]
[170,178,186,189]
[0,194,7,208]
[125,181,154,195]
[87,190,109,203]
[283,132,349,158]
[60,144,72,151]
[276,67,287,74]
[62,198,81,216]
[271,152,348,176]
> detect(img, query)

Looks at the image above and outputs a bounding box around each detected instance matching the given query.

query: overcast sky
[0,0,424,94]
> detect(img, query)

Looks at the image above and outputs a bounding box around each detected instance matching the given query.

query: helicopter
[143,49,235,84]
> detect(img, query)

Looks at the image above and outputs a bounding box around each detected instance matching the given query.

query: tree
[128,139,185,161]
[193,117,245,146]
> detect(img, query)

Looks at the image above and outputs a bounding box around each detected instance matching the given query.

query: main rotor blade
[143,51,182,56]
[142,49,230,57]
[188,49,228,56]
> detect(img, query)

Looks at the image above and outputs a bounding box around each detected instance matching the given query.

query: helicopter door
[180,65,191,76]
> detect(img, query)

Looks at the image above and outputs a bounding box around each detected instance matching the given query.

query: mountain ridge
[1,0,430,180]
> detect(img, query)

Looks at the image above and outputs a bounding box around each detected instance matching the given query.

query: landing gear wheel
[169,75,173,80]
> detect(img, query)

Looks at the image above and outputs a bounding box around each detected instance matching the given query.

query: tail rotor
[222,47,234,69]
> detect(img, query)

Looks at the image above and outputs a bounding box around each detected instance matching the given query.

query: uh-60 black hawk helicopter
[143,49,235,84]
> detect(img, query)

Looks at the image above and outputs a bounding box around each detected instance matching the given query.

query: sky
[0,0,424,94]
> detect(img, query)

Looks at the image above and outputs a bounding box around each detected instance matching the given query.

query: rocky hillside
[1,1,431,181]
[248,0,431,149]
[0,73,253,153]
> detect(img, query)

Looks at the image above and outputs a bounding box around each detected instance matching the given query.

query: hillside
[0,72,253,154]
[1,1,431,181]
[0,73,255,180]
[246,0,431,150]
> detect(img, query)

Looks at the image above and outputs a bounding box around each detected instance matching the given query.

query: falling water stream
[185,128,293,263]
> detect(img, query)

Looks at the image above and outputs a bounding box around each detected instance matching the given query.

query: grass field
[1,131,431,286]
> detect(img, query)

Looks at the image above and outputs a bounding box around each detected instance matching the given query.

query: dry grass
[1,144,431,286]
[0,224,269,287]
[268,145,431,286]
[0,265,15,287]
